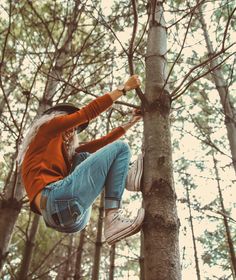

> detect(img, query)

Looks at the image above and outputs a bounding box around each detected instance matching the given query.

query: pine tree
[142,1,181,279]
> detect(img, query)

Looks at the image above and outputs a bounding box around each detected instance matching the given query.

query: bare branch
[222,6,236,50]
[0,1,20,132]
[171,44,235,99]
[128,0,148,108]
[28,234,69,277]
[163,3,194,93]
[167,0,207,29]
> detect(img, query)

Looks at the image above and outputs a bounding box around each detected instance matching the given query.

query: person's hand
[121,108,142,132]
[124,75,141,91]
[130,108,142,123]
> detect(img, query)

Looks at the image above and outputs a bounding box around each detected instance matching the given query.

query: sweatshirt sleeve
[76,126,126,153]
[39,94,113,137]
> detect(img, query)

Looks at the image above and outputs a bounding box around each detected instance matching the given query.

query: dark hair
[43,103,79,115]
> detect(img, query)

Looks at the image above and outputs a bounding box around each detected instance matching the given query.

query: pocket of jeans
[53,199,81,227]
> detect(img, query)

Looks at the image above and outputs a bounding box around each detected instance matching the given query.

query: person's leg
[42,141,130,230]
[125,153,144,192]
[102,141,131,209]
[42,141,144,238]
[69,140,131,211]
[71,152,91,171]
[67,141,144,244]
[40,152,92,233]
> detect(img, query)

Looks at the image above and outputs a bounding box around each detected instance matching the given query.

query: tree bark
[0,199,22,272]
[198,6,236,174]
[74,229,86,280]
[139,232,145,280]
[186,184,201,280]
[17,213,40,280]
[60,235,75,280]
[91,193,104,280]
[143,1,181,279]
[0,171,23,272]
[212,154,236,277]
[109,244,116,280]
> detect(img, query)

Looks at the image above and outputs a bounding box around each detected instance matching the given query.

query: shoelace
[112,209,132,223]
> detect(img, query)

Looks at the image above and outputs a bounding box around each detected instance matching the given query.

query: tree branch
[171,44,235,100]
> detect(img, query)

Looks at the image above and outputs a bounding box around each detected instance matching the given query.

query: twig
[167,0,207,29]
[222,7,236,50]
[129,0,148,108]
[0,1,20,132]
[163,4,195,93]
[171,43,235,99]
[28,234,69,276]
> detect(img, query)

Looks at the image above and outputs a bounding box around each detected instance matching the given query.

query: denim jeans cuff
[104,199,121,209]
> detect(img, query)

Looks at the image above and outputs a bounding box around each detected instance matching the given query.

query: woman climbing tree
[17,75,144,245]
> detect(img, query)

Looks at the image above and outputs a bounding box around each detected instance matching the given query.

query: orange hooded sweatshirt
[21,94,126,213]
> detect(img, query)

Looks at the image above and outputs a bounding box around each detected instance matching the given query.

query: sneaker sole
[126,154,143,192]
[106,208,145,245]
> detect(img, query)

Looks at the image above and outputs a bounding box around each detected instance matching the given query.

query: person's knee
[71,152,90,171]
[115,140,130,154]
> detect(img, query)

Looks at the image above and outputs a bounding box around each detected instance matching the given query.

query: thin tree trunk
[0,91,10,118]
[186,184,201,280]
[91,193,104,280]
[139,232,145,280]
[0,171,23,272]
[37,0,82,113]
[198,6,236,174]
[17,214,40,280]
[0,54,24,117]
[143,1,181,279]
[109,244,115,280]
[62,235,75,280]
[212,154,236,277]
[74,228,86,280]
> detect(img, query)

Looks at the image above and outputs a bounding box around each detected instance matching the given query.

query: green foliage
[199,223,236,272]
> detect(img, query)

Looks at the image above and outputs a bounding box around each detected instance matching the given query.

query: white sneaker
[126,154,143,192]
[104,208,145,245]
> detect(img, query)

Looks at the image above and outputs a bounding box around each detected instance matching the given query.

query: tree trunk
[74,229,86,280]
[186,184,201,280]
[139,232,145,280]
[91,193,104,280]
[198,7,236,174]
[62,235,75,280]
[0,171,23,272]
[0,91,10,118]
[109,244,116,280]
[212,154,236,277]
[17,214,40,280]
[0,199,22,272]
[143,1,181,279]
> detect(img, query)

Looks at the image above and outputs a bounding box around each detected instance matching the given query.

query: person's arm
[76,126,126,153]
[121,109,142,132]
[39,75,141,138]
[76,108,143,153]
[108,75,141,101]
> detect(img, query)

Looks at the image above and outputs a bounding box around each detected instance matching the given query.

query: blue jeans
[40,140,131,233]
